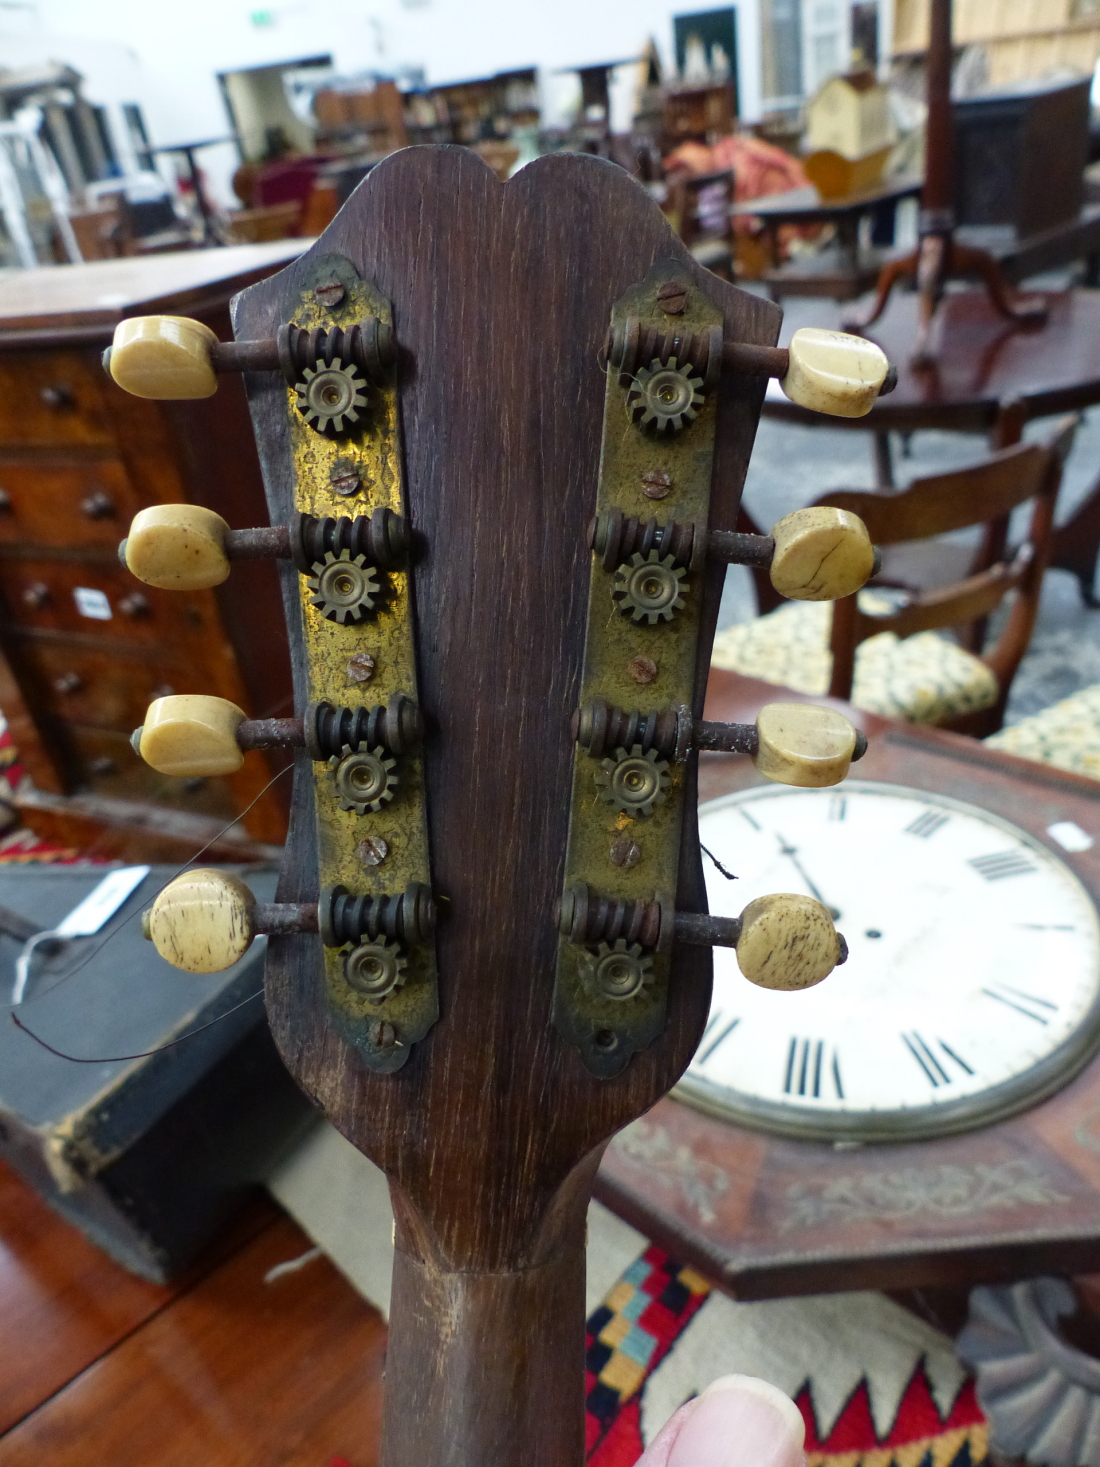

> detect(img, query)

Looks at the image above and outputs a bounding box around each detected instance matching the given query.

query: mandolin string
[6,762,294,1061]
[701,842,737,881]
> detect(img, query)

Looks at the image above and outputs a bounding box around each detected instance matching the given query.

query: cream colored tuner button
[769,506,875,602]
[135,694,246,777]
[122,504,231,590]
[754,702,858,788]
[780,327,888,419]
[109,316,219,400]
[144,869,256,974]
[736,893,842,990]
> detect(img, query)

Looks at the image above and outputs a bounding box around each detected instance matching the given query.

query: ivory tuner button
[108,316,219,399]
[736,893,842,990]
[137,694,247,776]
[146,868,256,974]
[780,327,889,419]
[769,505,875,602]
[122,504,231,590]
[753,702,858,788]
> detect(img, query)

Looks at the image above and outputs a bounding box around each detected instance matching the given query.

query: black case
[0,864,313,1281]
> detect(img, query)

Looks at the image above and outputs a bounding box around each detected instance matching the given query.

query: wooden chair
[664,167,736,279]
[713,416,1077,737]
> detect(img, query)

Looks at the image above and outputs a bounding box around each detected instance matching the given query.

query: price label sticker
[55,866,151,937]
[73,586,112,621]
[1048,821,1094,853]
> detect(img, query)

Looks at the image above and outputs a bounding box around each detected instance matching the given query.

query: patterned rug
[583,1246,988,1467]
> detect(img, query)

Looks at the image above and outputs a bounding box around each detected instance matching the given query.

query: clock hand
[775,833,841,920]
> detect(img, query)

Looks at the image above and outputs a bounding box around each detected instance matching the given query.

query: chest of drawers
[0,244,303,859]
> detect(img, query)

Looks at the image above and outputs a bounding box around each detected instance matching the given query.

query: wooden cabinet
[0,244,302,858]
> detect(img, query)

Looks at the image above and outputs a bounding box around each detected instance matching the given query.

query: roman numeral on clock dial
[901,1031,974,1086]
[969,850,1037,881]
[783,1037,844,1100]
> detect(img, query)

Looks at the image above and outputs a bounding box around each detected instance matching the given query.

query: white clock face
[677,782,1100,1140]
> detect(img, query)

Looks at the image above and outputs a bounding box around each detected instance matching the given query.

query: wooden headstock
[109,148,889,1466]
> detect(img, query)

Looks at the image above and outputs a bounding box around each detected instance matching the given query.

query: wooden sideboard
[0,244,303,859]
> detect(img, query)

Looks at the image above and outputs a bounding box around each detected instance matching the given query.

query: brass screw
[656,281,688,315]
[346,652,376,684]
[609,834,641,869]
[642,470,672,499]
[357,835,389,868]
[628,655,658,685]
[314,280,346,307]
[330,463,361,497]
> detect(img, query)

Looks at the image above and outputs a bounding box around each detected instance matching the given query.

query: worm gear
[587,939,654,1001]
[626,356,704,434]
[594,744,671,819]
[612,550,687,624]
[307,549,381,624]
[344,936,408,999]
[294,358,368,435]
[328,743,398,814]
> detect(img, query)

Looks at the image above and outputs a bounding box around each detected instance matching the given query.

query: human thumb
[635,1374,806,1467]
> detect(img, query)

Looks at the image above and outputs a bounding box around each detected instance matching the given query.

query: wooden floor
[0,1159,387,1465]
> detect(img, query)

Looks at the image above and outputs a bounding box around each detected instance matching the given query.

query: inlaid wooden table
[596,669,1100,1301]
[760,287,1100,603]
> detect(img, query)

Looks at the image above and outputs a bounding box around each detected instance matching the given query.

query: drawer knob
[53,672,83,694]
[88,755,117,776]
[22,582,50,608]
[0,489,12,512]
[121,504,231,590]
[81,491,116,519]
[119,592,150,618]
[40,384,74,410]
[107,317,219,400]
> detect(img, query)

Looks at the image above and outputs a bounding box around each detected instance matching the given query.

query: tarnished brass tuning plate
[288,254,437,1073]
[553,261,723,1077]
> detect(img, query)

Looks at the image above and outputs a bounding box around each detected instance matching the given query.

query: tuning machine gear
[328,743,399,814]
[344,936,408,999]
[625,356,704,434]
[587,940,655,1002]
[295,358,369,435]
[306,549,382,624]
[594,744,671,818]
[611,549,687,624]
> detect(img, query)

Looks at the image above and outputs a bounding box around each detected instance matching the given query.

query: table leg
[1050,468,1100,607]
[964,400,1026,651]
[873,431,894,489]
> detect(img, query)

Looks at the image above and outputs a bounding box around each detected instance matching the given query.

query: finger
[635,1374,806,1467]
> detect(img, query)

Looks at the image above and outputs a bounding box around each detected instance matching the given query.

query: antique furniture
[2,863,310,1279]
[98,146,892,1465]
[0,243,300,860]
[592,666,1100,1464]
[733,175,923,300]
[715,422,1075,734]
[666,167,736,277]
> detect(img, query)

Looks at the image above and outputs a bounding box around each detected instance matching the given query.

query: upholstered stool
[711,599,999,726]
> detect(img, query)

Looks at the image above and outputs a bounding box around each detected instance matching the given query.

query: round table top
[763,287,1100,432]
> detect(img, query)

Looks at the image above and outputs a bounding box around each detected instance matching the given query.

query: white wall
[0,0,769,202]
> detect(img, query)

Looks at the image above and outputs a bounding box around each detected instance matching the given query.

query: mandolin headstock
[110,148,889,1467]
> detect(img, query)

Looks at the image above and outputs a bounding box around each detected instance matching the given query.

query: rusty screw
[609,834,641,869]
[346,652,376,684]
[628,655,658,685]
[314,280,346,308]
[357,835,389,868]
[368,1019,398,1050]
[641,470,672,499]
[656,281,688,316]
[329,464,361,497]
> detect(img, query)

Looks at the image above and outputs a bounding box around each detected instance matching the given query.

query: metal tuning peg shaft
[132,692,423,783]
[103,314,394,401]
[119,504,409,592]
[143,869,435,992]
[575,697,865,790]
[558,882,846,993]
[607,319,895,419]
[592,504,879,605]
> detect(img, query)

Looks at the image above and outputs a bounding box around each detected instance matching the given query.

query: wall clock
[678,782,1100,1142]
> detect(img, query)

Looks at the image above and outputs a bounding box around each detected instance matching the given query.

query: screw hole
[594,1028,617,1051]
